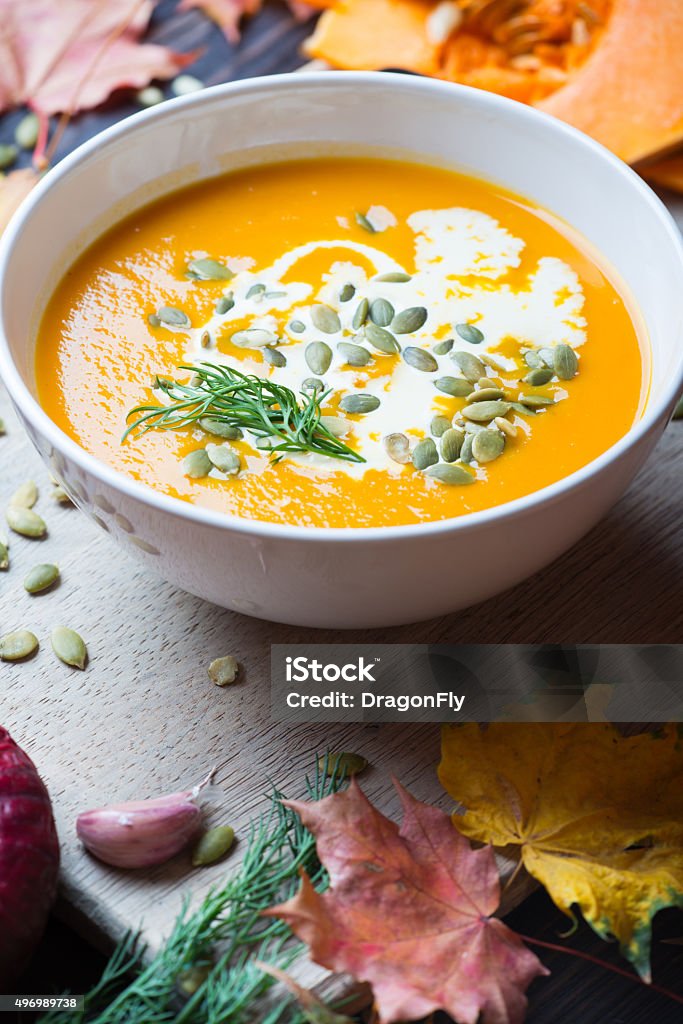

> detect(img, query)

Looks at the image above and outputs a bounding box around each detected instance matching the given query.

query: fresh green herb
[39,759,349,1024]
[123,363,365,464]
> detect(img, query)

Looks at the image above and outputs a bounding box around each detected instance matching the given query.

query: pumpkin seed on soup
[183,449,212,478]
[246,283,265,299]
[187,257,233,281]
[426,464,475,485]
[215,293,235,314]
[369,298,394,327]
[374,272,411,283]
[412,438,438,471]
[462,400,511,422]
[289,319,305,333]
[263,347,287,367]
[384,433,411,464]
[525,367,554,387]
[338,341,371,367]
[339,283,356,302]
[430,415,451,438]
[199,418,243,440]
[451,350,486,382]
[340,393,380,415]
[472,428,505,463]
[355,211,376,233]
[433,338,454,355]
[403,347,438,373]
[319,416,350,438]
[364,322,399,354]
[440,428,465,463]
[466,387,505,403]
[311,304,341,334]
[206,444,241,475]
[305,341,333,375]
[392,306,427,335]
[455,323,484,345]
[157,306,190,328]
[435,376,473,398]
[352,298,369,329]
[553,344,579,380]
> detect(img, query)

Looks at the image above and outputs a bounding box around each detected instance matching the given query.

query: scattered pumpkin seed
[319,415,350,438]
[319,752,368,777]
[374,271,411,283]
[311,304,341,334]
[433,338,454,356]
[523,349,543,369]
[305,340,333,375]
[364,322,399,354]
[383,432,411,464]
[255,436,275,450]
[215,293,235,314]
[289,319,306,333]
[430,415,451,438]
[15,112,40,150]
[495,416,517,438]
[200,330,211,349]
[463,421,485,433]
[0,533,8,570]
[519,394,554,408]
[412,437,439,471]
[451,350,486,382]
[427,463,475,485]
[302,377,325,394]
[338,341,371,367]
[339,282,356,302]
[0,144,17,170]
[455,322,485,345]
[136,85,165,107]
[198,418,243,439]
[673,395,683,420]
[208,655,240,686]
[177,964,212,997]
[187,257,233,281]
[206,444,241,475]
[158,306,191,329]
[24,563,60,594]
[472,428,505,463]
[462,401,511,422]
[434,376,473,397]
[352,297,370,329]
[553,344,578,380]
[525,367,554,387]
[466,387,505,403]
[51,626,87,669]
[263,347,287,368]
[192,825,236,867]
[369,298,394,327]
[392,306,428,335]
[440,427,465,463]
[340,393,380,415]
[403,347,438,373]
[171,74,203,96]
[511,401,537,416]
[0,630,38,661]
[6,506,46,538]
[355,211,376,233]
[231,327,278,347]
[10,480,38,508]
[183,449,212,478]
[460,434,474,464]
[246,283,265,299]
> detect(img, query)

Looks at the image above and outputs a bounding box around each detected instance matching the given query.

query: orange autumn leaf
[0,0,193,126]
[266,779,547,1024]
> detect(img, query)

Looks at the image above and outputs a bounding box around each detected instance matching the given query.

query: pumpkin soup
[36,157,647,528]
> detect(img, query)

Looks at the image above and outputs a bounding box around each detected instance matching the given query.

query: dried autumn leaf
[0,0,193,126]
[255,961,355,1024]
[181,0,313,44]
[266,779,547,1024]
[0,169,41,236]
[439,723,683,981]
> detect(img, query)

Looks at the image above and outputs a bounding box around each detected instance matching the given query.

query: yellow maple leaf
[438,723,683,980]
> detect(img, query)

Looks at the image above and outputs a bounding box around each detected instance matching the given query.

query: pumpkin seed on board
[319,416,350,438]
[6,506,47,538]
[0,534,8,570]
[553,344,579,380]
[51,627,87,669]
[412,437,439,471]
[263,347,287,368]
[183,449,212,478]
[137,85,165,107]
[472,428,505,463]
[14,112,40,150]
[340,393,380,415]
[369,298,394,327]
[0,144,17,170]
[206,444,241,475]
[430,415,451,438]
[319,752,368,777]
[157,306,191,328]
[24,563,60,594]
[466,387,506,403]
[383,433,411,464]
[525,367,554,387]
[192,826,236,867]
[462,401,511,422]
[311,304,341,334]
[434,376,473,398]
[177,965,212,997]
[198,418,243,440]
[403,347,438,373]
[364,322,399,354]
[338,341,371,367]
[0,630,38,661]
[339,283,356,302]
[305,341,333,375]
[352,298,370,330]
[440,428,465,463]
[455,323,485,345]
[208,655,240,686]
[289,319,305,334]
[392,306,428,335]
[426,463,475,485]
[451,350,486,382]
[187,257,233,281]
[10,480,38,508]
[433,338,454,356]
[215,294,235,314]
[374,272,411,283]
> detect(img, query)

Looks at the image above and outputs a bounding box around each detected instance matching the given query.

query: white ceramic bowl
[1,72,682,628]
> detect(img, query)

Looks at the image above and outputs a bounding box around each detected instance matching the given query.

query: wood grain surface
[0,0,682,1017]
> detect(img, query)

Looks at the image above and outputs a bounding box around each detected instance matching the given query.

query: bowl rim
[1,70,682,544]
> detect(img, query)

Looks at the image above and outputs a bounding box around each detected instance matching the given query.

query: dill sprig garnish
[39,758,350,1024]
[123,363,365,464]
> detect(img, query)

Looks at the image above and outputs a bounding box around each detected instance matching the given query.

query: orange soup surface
[36,158,647,528]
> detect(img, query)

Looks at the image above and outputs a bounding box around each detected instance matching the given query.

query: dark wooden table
[1,2,682,1021]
